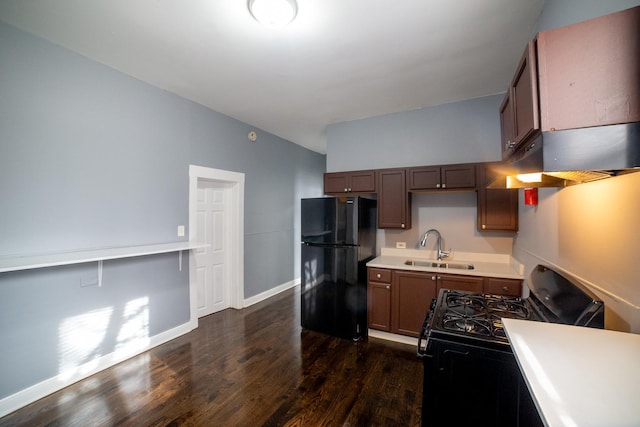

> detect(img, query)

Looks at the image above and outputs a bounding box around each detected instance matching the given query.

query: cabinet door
[368,281,391,331]
[349,170,376,193]
[511,40,540,147]
[499,91,516,160]
[484,278,522,297]
[392,271,436,337]
[538,6,640,131]
[441,164,476,189]
[324,172,350,194]
[477,188,519,232]
[477,164,519,232]
[377,168,411,229]
[407,167,441,190]
[437,274,484,293]
[324,170,376,194]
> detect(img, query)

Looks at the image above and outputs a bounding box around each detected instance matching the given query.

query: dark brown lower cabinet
[391,271,436,337]
[368,267,524,337]
[367,268,392,331]
[437,274,484,293]
[367,282,391,331]
[485,277,522,296]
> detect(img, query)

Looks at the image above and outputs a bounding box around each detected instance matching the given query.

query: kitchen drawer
[484,278,522,296]
[369,268,392,283]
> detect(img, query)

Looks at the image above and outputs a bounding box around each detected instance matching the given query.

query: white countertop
[504,319,640,427]
[366,248,524,279]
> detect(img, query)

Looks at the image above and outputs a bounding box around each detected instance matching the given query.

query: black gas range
[417,265,604,427]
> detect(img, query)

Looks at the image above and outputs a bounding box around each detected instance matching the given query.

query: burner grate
[439,291,532,341]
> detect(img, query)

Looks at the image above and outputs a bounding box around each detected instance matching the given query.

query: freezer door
[300,244,365,340]
[301,197,358,245]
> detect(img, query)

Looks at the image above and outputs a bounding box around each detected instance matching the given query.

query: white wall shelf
[0,241,208,274]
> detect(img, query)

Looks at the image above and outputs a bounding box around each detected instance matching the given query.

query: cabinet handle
[506,140,516,150]
[436,183,441,188]
[385,285,390,289]
[377,273,381,279]
[442,183,446,189]
[344,188,348,192]
[482,224,486,230]
[401,223,405,228]
[432,276,437,281]
[503,286,509,292]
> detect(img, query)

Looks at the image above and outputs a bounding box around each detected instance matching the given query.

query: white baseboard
[0,321,196,418]
[243,278,300,307]
[368,329,419,347]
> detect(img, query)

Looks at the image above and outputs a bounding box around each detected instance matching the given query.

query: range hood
[489,122,640,188]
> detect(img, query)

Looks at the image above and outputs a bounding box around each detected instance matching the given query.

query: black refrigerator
[300,196,377,340]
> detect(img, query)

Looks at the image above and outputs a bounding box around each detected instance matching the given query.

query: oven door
[421,338,541,427]
[417,298,437,358]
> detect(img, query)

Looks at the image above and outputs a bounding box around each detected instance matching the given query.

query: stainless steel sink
[404,260,474,270]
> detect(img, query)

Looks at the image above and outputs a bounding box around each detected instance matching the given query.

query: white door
[194,180,230,317]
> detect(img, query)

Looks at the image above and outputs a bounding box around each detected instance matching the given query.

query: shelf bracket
[97,260,103,287]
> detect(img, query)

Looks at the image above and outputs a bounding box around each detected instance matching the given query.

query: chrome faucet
[419,229,450,260]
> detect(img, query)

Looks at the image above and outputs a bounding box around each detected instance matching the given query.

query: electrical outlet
[396,241,406,249]
[177,225,185,237]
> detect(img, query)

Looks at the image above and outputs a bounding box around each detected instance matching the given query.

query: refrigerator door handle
[302,242,358,248]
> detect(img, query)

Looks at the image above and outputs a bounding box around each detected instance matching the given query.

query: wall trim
[244,279,300,307]
[0,321,195,418]
[367,329,419,347]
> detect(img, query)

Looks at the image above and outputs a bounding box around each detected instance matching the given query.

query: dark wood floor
[1,288,423,426]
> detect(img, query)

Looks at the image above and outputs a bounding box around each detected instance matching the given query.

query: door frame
[188,165,245,329]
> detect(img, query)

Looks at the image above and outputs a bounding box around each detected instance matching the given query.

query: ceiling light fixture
[248,0,298,29]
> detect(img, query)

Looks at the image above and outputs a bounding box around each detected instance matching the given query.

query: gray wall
[326,94,503,172]
[186,102,326,294]
[0,21,324,400]
[532,0,640,33]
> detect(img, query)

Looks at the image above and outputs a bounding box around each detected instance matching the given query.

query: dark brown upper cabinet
[500,6,640,160]
[499,91,516,160]
[500,40,540,159]
[377,168,411,230]
[407,164,476,191]
[537,6,640,132]
[323,170,376,194]
[476,164,518,232]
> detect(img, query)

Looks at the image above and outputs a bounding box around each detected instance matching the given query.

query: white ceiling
[0,0,544,154]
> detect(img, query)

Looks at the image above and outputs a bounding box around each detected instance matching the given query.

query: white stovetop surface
[503,319,640,427]
[366,248,524,279]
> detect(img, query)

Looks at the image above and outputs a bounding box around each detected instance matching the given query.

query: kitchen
[1,0,640,425]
